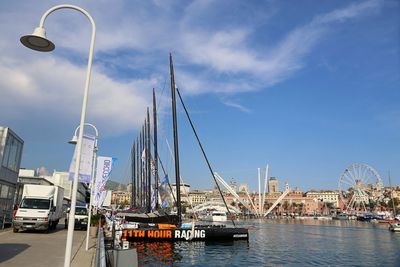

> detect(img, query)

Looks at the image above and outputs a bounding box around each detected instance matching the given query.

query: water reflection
[132,219,400,266]
[133,241,181,266]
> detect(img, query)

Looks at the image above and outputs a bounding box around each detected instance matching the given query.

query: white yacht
[204,211,228,222]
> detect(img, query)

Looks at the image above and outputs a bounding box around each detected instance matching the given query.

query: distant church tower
[285,182,289,191]
[268,177,279,193]
[230,178,237,193]
[239,184,249,193]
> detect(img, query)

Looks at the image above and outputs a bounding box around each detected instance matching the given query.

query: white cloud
[177,0,382,95]
[0,0,383,136]
[181,29,266,74]
[222,100,251,113]
[313,0,381,25]
[0,53,151,136]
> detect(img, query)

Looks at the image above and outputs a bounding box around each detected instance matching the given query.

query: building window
[0,185,9,199]
[7,187,14,199]
[2,134,23,172]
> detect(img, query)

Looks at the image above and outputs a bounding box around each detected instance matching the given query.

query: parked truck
[13,184,64,233]
[65,205,88,230]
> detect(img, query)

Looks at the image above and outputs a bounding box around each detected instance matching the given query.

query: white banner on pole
[68,134,95,184]
[93,156,115,208]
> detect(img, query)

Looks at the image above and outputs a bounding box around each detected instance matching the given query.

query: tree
[264,202,271,211]
[298,203,305,215]
[283,201,289,212]
[119,200,129,209]
[388,198,400,212]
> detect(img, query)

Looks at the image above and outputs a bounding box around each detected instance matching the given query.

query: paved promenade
[0,222,97,267]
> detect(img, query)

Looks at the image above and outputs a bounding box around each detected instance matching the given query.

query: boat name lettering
[147,230,172,238]
[122,229,146,238]
[174,229,205,240]
[233,234,248,238]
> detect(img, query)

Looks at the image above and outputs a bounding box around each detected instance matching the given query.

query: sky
[0,0,399,192]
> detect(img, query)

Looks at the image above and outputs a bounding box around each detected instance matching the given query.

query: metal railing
[95,227,106,267]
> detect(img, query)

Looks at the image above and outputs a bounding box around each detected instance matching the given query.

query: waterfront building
[0,127,24,227]
[285,182,289,191]
[189,190,207,205]
[229,178,237,192]
[172,183,191,196]
[248,187,319,216]
[111,190,131,208]
[238,184,249,193]
[171,183,191,204]
[306,191,339,208]
[50,171,88,205]
[127,183,132,194]
[268,177,279,194]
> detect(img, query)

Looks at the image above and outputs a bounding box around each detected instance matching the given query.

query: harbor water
[132,219,400,266]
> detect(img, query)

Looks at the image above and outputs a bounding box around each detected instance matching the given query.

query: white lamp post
[20,5,96,267]
[69,123,98,251]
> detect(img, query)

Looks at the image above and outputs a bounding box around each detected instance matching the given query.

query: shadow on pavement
[17,223,67,234]
[0,243,30,263]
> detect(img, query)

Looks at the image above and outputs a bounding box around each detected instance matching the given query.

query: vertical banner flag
[151,185,156,211]
[159,175,170,208]
[141,149,146,163]
[69,134,95,183]
[93,156,116,207]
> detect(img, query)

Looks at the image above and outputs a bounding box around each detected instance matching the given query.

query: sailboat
[118,89,179,226]
[120,54,249,241]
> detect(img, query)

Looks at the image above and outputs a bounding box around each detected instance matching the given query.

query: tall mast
[144,121,148,209]
[170,53,182,224]
[153,88,159,209]
[139,126,143,207]
[131,142,136,207]
[146,108,152,212]
[136,136,140,208]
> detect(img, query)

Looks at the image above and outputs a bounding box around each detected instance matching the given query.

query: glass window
[2,134,23,172]
[7,187,14,200]
[2,136,11,167]
[8,137,18,170]
[75,207,88,215]
[0,185,8,199]
[15,141,22,171]
[20,198,50,209]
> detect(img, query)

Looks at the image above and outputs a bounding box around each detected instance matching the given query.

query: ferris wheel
[338,163,383,212]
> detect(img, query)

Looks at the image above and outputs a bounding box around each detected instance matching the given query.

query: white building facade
[0,127,23,227]
[306,191,339,207]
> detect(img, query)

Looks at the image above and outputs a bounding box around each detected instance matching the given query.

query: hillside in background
[105,180,127,191]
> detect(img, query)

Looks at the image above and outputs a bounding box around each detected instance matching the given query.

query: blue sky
[0,0,399,192]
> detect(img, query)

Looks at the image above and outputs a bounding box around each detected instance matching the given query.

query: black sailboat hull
[120,213,180,224]
[122,226,249,241]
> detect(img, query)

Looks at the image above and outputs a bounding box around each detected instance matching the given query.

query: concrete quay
[0,222,97,267]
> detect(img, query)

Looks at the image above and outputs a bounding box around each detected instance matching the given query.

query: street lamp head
[68,135,78,145]
[20,27,55,52]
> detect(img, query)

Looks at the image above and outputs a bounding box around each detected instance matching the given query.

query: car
[65,206,88,230]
